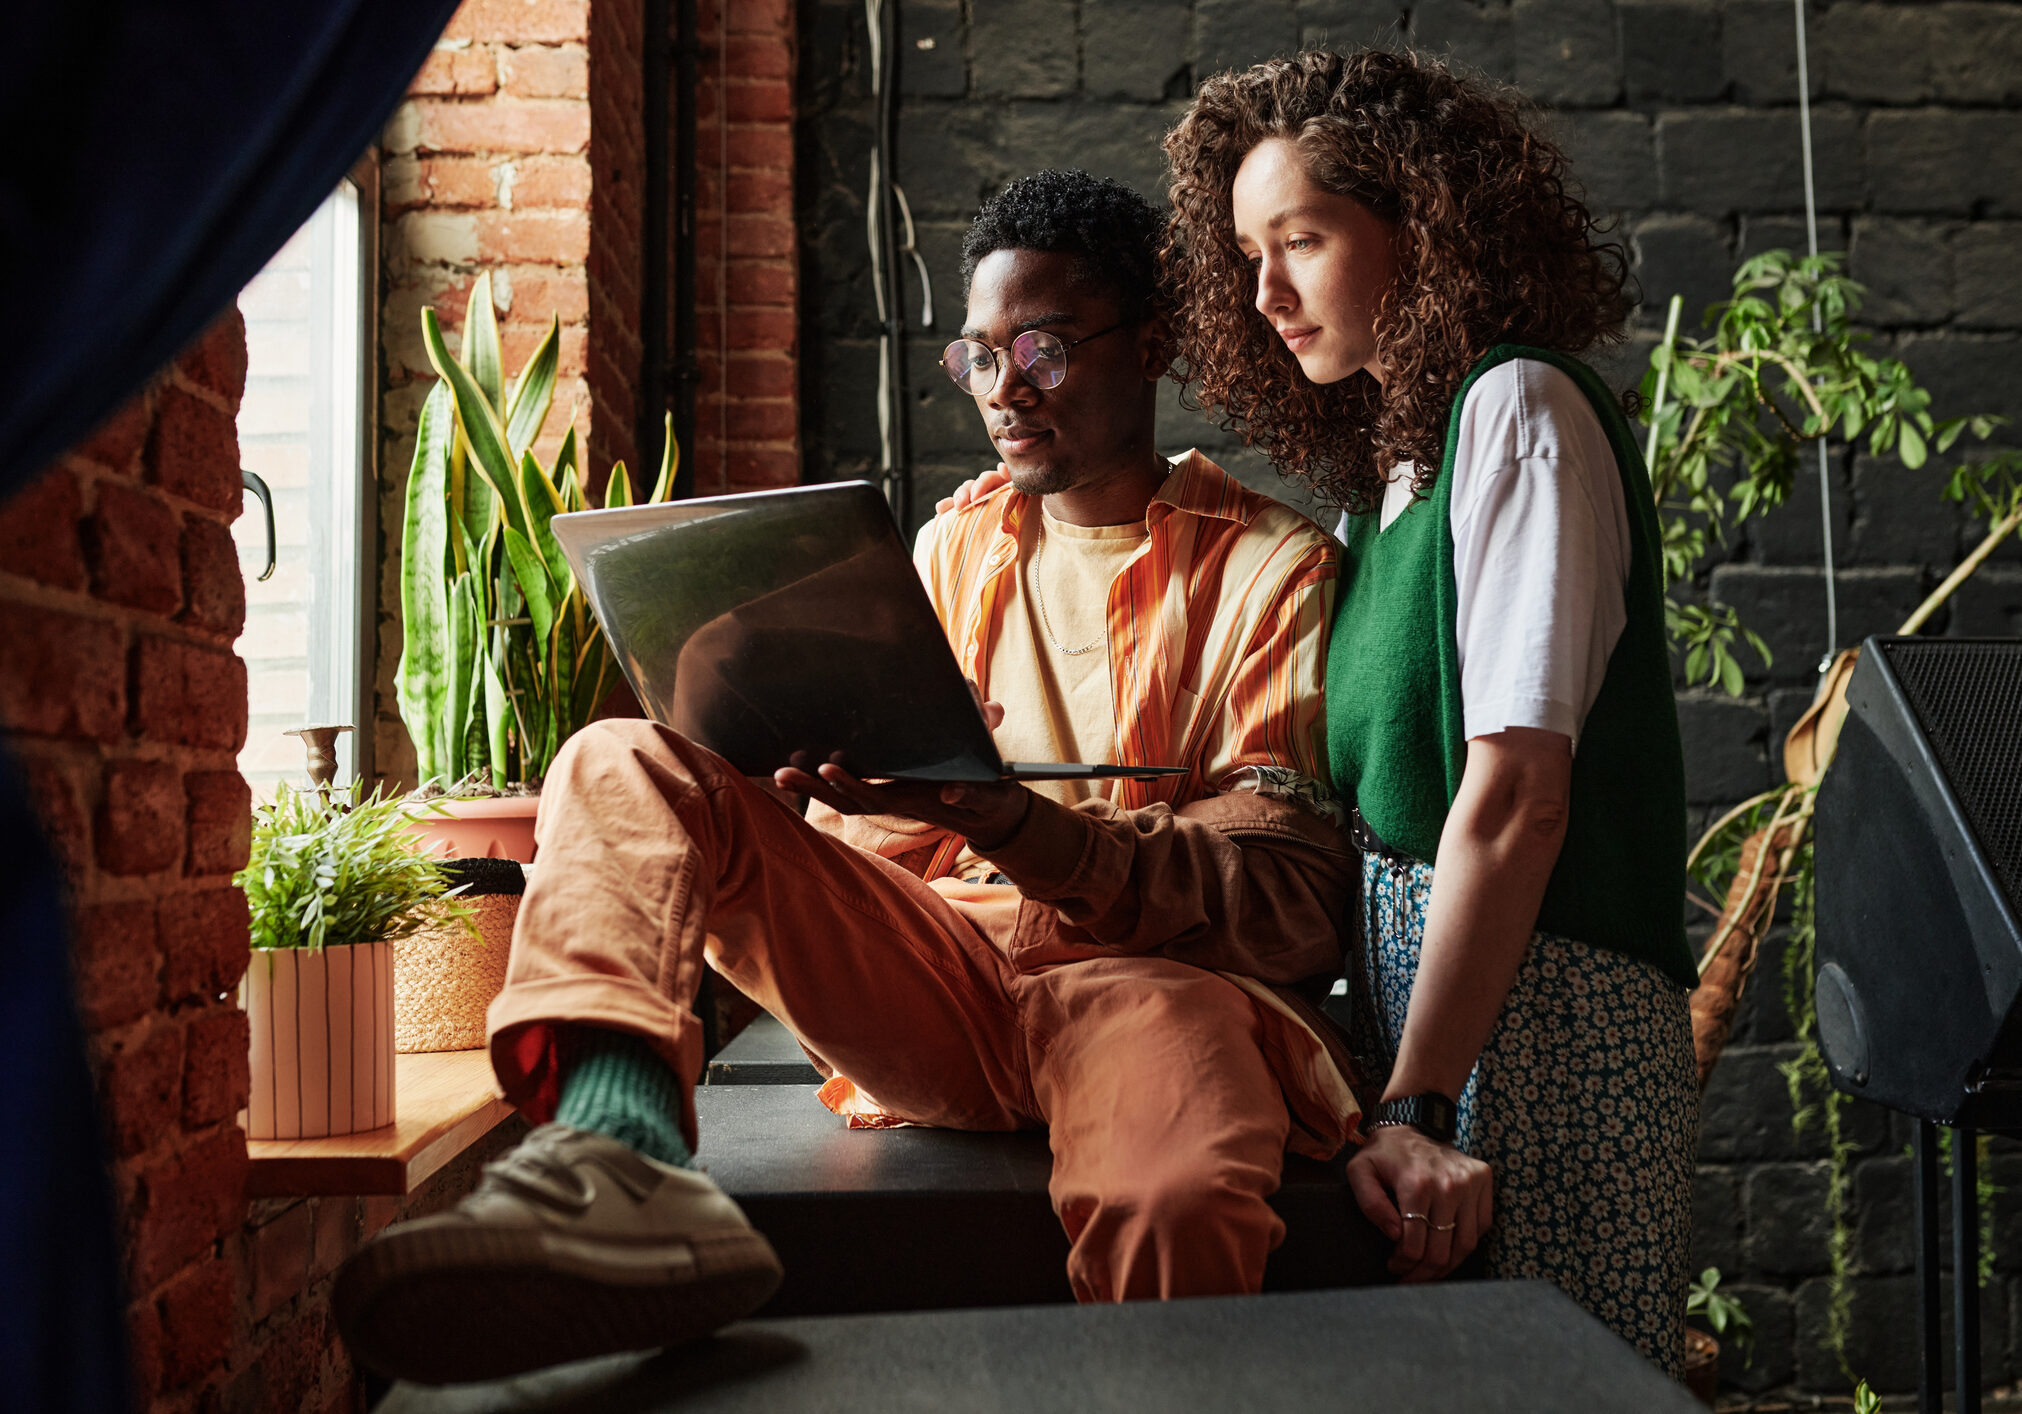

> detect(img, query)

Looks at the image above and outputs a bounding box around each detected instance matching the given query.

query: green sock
[554,1028,692,1168]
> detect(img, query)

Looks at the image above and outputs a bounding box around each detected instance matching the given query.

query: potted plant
[395,273,678,861]
[1684,1266,1751,1405]
[392,857,522,1054]
[236,783,470,1138]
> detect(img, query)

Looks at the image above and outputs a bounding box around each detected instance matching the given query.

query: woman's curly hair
[1162,49,1634,514]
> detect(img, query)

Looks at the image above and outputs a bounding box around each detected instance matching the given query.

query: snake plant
[395,273,676,788]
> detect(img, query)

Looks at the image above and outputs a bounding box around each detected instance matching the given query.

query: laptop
[550,480,1188,784]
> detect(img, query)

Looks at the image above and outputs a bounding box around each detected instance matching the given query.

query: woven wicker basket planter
[393,860,524,1053]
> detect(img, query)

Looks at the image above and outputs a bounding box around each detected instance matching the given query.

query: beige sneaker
[333,1123,782,1384]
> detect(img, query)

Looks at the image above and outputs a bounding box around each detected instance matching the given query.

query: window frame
[340,151,381,788]
[233,152,381,792]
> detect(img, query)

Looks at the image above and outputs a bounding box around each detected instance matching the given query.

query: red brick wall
[379,0,595,474]
[0,315,258,1411]
[691,0,800,494]
[0,302,531,1414]
[378,0,800,498]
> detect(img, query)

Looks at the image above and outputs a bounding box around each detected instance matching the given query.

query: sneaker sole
[333,1220,783,1385]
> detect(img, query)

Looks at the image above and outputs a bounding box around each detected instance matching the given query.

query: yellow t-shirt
[953,509,1147,879]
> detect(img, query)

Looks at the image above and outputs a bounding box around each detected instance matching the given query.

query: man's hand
[773,760,1030,850]
[773,685,1030,849]
[1344,1124,1494,1283]
[933,463,1014,516]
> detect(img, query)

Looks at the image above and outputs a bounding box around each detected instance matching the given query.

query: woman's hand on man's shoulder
[934,463,1012,516]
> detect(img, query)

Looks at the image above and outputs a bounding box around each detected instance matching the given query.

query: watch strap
[1369,1092,1458,1144]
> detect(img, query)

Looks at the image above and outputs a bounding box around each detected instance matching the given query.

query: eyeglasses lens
[941,331,1069,394]
[1012,331,1066,389]
[942,340,994,395]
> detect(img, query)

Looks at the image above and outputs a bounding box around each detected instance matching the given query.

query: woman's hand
[933,463,1013,516]
[1345,1124,1494,1283]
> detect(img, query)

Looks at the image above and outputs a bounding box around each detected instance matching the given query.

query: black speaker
[1813,637,2022,1131]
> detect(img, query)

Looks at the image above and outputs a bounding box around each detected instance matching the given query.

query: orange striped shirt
[914,449,1340,869]
[815,451,1362,1153]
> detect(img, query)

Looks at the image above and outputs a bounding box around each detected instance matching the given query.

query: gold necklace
[1031,519,1104,656]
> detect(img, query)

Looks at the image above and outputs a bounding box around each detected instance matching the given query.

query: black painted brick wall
[792,0,2022,1398]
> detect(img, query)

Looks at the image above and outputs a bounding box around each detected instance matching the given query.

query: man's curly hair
[961,169,1168,325]
[1162,49,1634,513]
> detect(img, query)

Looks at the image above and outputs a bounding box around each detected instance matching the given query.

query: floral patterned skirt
[1354,852,1700,1378]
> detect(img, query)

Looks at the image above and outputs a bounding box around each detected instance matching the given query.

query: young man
[335,170,1357,1384]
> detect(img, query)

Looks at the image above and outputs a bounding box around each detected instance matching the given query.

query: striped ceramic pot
[242,941,396,1139]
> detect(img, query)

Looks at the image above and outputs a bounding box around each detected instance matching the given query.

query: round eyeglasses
[941,321,1129,396]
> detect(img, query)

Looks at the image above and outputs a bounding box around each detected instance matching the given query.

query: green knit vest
[1326,345,1696,989]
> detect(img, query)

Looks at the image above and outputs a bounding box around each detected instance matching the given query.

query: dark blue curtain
[0,1,461,1406]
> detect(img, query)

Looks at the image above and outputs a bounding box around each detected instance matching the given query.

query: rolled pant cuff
[487,976,705,1153]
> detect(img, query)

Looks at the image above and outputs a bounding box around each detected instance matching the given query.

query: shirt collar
[991,449,1256,542]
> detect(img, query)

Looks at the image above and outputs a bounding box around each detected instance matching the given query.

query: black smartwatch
[1369,1092,1459,1145]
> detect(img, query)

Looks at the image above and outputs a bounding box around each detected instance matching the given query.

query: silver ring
[1401,1211,1457,1232]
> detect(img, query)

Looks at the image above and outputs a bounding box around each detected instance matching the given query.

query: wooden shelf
[245,1048,516,1197]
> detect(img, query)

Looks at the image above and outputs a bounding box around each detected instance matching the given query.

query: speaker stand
[1916,1121,1943,1414]
[1954,1124,1982,1414]
[1915,1120,1982,1414]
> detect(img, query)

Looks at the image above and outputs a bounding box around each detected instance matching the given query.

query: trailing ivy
[1933,1127,2001,1289]
[1775,859,1857,1374]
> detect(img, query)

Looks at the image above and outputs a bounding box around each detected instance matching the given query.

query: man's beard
[1005,458,1078,497]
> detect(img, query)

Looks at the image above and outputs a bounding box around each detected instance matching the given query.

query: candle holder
[285,724,354,791]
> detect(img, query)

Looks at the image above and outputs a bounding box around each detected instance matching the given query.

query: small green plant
[1853,1378,1881,1414]
[396,272,679,789]
[236,783,469,951]
[1687,1266,1754,1359]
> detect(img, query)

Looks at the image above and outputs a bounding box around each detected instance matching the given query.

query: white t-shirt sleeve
[1452,359,1630,746]
[1332,361,1630,746]
[1341,360,1622,750]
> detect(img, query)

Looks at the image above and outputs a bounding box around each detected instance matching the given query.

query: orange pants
[488,720,1295,1301]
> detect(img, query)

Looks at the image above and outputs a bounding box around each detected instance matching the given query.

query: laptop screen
[552,482,1004,781]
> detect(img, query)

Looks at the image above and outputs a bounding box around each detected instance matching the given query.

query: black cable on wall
[867,0,913,522]
[671,0,698,500]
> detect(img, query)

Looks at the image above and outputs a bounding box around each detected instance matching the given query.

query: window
[232,173,377,796]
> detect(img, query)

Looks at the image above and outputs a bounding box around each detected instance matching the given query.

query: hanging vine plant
[1640,250,2022,1366]
[1642,250,2017,694]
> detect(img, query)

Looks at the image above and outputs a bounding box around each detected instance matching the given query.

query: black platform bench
[378,1281,1694,1413]
[692,1079,1397,1318]
[702,1014,823,1086]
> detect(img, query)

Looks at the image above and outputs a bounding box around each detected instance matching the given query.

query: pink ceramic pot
[405,796,540,864]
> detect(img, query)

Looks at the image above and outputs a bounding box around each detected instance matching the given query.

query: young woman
[1159,50,1701,1374]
